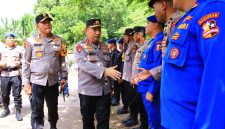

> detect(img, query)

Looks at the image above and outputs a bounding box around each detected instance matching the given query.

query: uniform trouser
[79,93,111,129]
[1,76,22,109]
[112,81,120,102]
[119,81,128,109]
[141,92,163,129]
[30,83,59,129]
[124,81,138,119]
[137,93,149,129]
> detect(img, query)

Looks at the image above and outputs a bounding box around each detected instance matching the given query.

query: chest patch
[170,47,179,59]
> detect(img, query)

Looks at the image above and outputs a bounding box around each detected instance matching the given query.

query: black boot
[50,122,57,129]
[16,109,23,121]
[0,106,10,118]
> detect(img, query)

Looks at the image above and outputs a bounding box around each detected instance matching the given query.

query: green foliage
[0,0,154,47]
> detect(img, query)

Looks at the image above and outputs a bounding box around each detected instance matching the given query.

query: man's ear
[162,1,167,10]
[153,23,158,29]
[84,27,88,34]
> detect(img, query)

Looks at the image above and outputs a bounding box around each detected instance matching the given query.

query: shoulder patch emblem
[60,42,67,56]
[202,20,219,39]
[170,47,179,59]
[76,45,83,53]
[156,42,162,51]
[198,12,220,25]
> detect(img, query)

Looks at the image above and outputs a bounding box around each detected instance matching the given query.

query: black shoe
[123,119,138,127]
[50,122,57,129]
[117,107,129,114]
[122,117,131,124]
[16,109,23,121]
[0,106,10,118]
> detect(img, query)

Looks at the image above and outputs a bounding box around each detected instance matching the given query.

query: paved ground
[0,57,141,129]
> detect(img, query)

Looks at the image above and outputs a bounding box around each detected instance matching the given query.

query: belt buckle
[7,67,12,72]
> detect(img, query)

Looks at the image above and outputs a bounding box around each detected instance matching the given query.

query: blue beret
[4,32,16,38]
[107,38,116,44]
[147,15,158,23]
[117,38,124,44]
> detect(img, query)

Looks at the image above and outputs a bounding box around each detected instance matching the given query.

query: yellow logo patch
[202,20,219,39]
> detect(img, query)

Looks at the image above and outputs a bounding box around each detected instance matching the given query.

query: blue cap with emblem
[107,38,116,45]
[147,15,158,23]
[117,38,124,44]
[4,32,16,38]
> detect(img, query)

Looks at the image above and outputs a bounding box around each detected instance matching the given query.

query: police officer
[132,26,149,129]
[133,0,225,128]
[136,15,164,129]
[116,38,129,114]
[23,13,67,129]
[74,18,121,129]
[107,38,121,106]
[122,28,139,127]
[144,0,182,81]
[0,32,23,121]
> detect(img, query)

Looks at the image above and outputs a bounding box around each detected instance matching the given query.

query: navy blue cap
[107,38,116,44]
[86,18,101,28]
[35,13,53,24]
[124,28,134,36]
[148,0,163,8]
[134,26,145,33]
[147,15,158,23]
[117,38,124,44]
[4,32,16,38]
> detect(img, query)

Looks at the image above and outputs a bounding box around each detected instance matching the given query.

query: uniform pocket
[33,47,45,59]
[164,30,190,67]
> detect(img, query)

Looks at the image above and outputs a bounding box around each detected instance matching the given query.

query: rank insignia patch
[202,20,219,39]
[170,47,179,59]
[171,32,180,40]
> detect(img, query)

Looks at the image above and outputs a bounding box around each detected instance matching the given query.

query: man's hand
[0,61,7,68]
[131,67,152,84]
[104,66,121,80]
[60,79,66,90]
[146,92,154,102]
[24,83,32,95]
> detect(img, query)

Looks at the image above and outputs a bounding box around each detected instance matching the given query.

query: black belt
[2,67,19,72]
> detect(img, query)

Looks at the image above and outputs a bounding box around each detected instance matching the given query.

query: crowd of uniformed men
[0,0,225,129]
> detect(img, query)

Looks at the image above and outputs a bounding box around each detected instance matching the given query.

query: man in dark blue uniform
[107,38,121,106]
[132,0,225,128]
[116,38,129,114]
